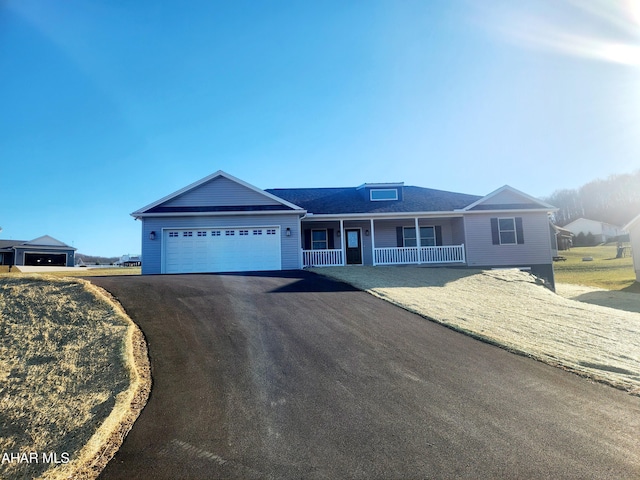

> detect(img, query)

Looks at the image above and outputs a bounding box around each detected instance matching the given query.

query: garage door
[24,253,67,266]
[164,227,281,273]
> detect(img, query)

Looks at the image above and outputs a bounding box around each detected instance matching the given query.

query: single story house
[623,214,640,281]
[115,254,142,267]
[563,218,626,244]
[0,235,76,267]
[132,171,558,287]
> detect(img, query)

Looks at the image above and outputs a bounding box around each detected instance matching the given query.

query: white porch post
[340,219,346,266]
[415,217,421,264]
[370,218,376,266]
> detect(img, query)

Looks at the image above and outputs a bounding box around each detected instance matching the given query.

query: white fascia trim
[461,185,556,211]
[14,245,76,251]
[461,208,557,215]
[302,211,465,221]
[356,182,404,190]
[133,210,307,218]
[131,170,305,216]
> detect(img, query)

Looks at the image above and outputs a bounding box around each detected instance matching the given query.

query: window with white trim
[183,231,193,237]
[169,232,179,238]
[370,189,398,201]
[253,229,262,235]
[311,229,328,250]
[197,231,206,236]
[225,230,235,236]
[239,230,249,236]
[403,226,436,247]
[267,229,276,235]
[498,218,517,244]
[211,230,221,236]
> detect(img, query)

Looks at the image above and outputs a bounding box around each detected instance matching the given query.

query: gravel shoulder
[311,266,640,395]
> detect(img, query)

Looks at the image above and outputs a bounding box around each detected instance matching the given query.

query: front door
[345,229,362,265]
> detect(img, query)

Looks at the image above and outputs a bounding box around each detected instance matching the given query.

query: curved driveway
[90,271,640,479]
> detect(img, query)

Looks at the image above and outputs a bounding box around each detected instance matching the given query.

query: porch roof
[266,186,481,215]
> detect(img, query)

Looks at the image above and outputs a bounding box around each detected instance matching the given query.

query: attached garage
[0,236,76,267]
[163,227,281,274]
[132,171,306,275]
[24,252,67,266]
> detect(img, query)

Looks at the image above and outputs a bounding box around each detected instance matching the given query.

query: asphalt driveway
[89,271,640,479]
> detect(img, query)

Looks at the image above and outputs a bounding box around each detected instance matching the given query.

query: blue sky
[2,0,640,257]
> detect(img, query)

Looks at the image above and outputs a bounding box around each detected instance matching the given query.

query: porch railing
[303,249,343,267]
[374,244,465,265]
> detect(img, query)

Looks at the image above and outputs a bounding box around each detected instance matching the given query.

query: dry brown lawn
[0,275,150,479]
[312,266,640,396]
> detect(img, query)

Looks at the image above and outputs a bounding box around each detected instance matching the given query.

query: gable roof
[564,217,623,230]
[460,185,556,212]
[0,236,76,251]
[265,186,482,215]
[132,170,305,218]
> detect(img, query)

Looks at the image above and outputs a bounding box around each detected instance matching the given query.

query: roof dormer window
[370,189,398,201]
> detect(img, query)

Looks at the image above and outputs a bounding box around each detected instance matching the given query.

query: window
[311,229,328,250]
[239,230,249,236]
[183,231,193,237]
[253,229,262,235]
[197,231,206,237]
[370,189,398,201]
[169,232,179,238]
[267,229,276,235]
[403,226,436,247]
[498,218,517,244]
[211,230,221,236]
[225,230,235,236]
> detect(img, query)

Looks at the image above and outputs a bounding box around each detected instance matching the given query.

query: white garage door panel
[164,228,281,273]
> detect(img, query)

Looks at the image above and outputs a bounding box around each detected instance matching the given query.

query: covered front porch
[301,216,467,267]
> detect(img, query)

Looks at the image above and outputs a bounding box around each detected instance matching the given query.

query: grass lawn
[0,266,141,277]
[553,245,638,292]
[314,266,640,395]
[0,275,149,479]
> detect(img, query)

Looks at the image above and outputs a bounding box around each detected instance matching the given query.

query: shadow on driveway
[89,271,640,479]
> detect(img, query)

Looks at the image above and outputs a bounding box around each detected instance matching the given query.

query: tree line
[543,170,640,228]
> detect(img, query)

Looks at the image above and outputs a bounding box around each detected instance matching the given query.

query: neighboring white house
[623,215,640,282]
[563,218,626,244]
[115,254,142,267]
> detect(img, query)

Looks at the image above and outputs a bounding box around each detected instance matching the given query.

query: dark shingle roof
[0,240,26,250]
[265,186,482,214]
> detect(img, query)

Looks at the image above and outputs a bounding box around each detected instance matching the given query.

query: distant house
[131,170,559,287]
[116,254,142,267]
[550,223,573,254]
[563,218,626,244]
[0,235,76,267]
[623,215,640,282]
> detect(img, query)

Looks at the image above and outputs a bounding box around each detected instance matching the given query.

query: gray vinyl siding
[141,213,301,274]
[164,176,283,207]
[372,219,457,248]
[451,217,465,245]
[301,221,343,250]
[13,248,75,266]
[464,212,554,267]
[481,189,531,205]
